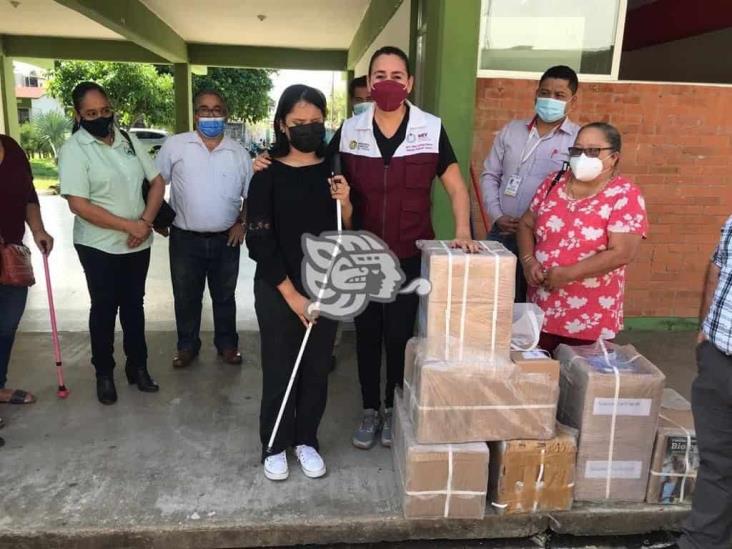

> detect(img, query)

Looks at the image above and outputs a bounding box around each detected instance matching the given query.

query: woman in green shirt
[59,82,165,405]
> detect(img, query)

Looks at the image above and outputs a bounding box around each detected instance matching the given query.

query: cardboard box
[489,423,578,514]
[646,388,698,504]
[393,390,490,519]
[404,338,559,444]
[555,343,666,502]
[416,240,516,361]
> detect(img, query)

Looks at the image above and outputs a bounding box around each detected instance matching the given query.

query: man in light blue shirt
[156,89,252,368]
[480,66,580,301]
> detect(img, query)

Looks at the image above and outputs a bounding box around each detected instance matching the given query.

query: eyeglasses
[81,107,113,119]
[568,146,615,158]
[196,106,226,117]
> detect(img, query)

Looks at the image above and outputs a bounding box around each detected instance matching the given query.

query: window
[18,108,30,124]
[478,0,627,79]
[23,76,40,87]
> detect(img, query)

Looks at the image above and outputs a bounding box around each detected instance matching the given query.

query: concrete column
[174,62,192,134]
[411,0,480,239]
[0,46,20,140]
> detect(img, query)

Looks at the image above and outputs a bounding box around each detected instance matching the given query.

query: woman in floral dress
[517,122,648,352]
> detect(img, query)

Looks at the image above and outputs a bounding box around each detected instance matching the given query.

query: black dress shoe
[96,376,118,405]
[125,365,159,393]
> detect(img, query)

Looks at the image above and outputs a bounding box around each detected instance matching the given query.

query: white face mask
[569,153,604,182]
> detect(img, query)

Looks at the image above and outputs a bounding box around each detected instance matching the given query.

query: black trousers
[255,279,337,460]
[355,256,420,411]
[75,245,150,378]
[680,340,732,549]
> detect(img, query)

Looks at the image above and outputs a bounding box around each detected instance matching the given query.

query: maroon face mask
[370,80,409,112]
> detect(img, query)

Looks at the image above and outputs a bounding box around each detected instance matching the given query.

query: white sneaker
[263,451,289,481]
[295,445,326,479]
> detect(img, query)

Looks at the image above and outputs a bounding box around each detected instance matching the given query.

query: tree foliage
[20,122,50,158]
[192,67,275,124]
[47,61,276,130]
[47,61,174,129]
[33,111,71,159]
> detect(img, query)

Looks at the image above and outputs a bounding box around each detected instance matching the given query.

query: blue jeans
[0,284,29,389]
[170,227,240,353]
[488,225,527,303]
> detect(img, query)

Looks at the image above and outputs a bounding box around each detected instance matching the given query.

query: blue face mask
[352,102,371,116]
[535,97,567,123]
[197,117,225,138]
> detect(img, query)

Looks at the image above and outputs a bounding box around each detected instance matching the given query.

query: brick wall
[471,78,732,317]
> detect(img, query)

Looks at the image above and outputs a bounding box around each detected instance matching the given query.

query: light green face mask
[352,102,371,116]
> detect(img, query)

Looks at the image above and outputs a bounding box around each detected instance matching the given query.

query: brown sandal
[0,389,36,405]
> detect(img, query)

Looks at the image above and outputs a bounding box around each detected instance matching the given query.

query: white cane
[266,157,344,454]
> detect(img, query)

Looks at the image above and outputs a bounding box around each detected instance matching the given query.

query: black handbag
[120,130,176,230]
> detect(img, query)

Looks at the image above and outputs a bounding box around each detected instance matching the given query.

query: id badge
[504,175,521,197]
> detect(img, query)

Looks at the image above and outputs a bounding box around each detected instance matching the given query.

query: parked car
[128,128,168,156]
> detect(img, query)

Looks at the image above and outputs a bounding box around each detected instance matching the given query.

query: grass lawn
[31,158,59,191]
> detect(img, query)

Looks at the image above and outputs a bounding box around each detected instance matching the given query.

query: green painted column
[0,46,20,140]
[174,63,192,134]
[412,0,481,239]
[346,69,355,115]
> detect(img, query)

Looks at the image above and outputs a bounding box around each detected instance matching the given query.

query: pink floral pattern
[528,173,648,341]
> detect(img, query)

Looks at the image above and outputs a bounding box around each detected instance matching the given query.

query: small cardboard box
[393,390,490,519]
[646,388,698,504]
[555,343,666,502]
[416,240,516,361]
[488,423,578,515]
[404,338,559,444]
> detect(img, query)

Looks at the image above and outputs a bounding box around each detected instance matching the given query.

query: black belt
[172,226,228,238]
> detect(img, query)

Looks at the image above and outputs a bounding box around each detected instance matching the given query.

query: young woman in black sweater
[246,85,352,481]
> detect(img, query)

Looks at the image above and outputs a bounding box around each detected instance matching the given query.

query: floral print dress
[528,172,648,341]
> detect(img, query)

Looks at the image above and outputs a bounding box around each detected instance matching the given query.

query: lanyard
[518,126,544,166]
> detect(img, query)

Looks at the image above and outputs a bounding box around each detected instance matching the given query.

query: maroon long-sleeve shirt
[0,134,38,245]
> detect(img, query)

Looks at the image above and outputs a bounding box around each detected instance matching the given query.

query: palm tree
[33,111,71,161]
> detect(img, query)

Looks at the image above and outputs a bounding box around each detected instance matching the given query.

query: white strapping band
[439,241,453,361]
[459,254,470,361]
[649,413,695,503]
[479,241,501,362]
[569,342,642,499]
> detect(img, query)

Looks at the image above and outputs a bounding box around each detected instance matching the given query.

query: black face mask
[288,122,325,153]
[80,115,114,139]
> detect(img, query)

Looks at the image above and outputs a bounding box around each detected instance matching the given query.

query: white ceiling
[0,0,122,39]
[141,0,371,49]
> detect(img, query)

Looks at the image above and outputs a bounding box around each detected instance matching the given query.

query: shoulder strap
[545,161,569,198]
[119,129,138,157]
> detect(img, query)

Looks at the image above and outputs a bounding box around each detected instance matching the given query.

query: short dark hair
[368,46,411,78]
[348,75,368,99]
[269,84,328,159]
[539,65,579,95]
[194,89,228,112]
[579,122,622,153]
[71,81,109,133]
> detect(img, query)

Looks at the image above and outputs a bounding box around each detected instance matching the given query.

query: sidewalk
[0,330,694,548]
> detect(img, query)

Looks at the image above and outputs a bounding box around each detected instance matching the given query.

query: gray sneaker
[353,409,382,449]
[381,407,393,447]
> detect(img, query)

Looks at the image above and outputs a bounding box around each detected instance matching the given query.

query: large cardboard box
[404,338,559,444]
[416,240,516,362]
[555,343,666,502]
[393,390,490,519]
[488,423,578,514]
[646,388,698,504]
